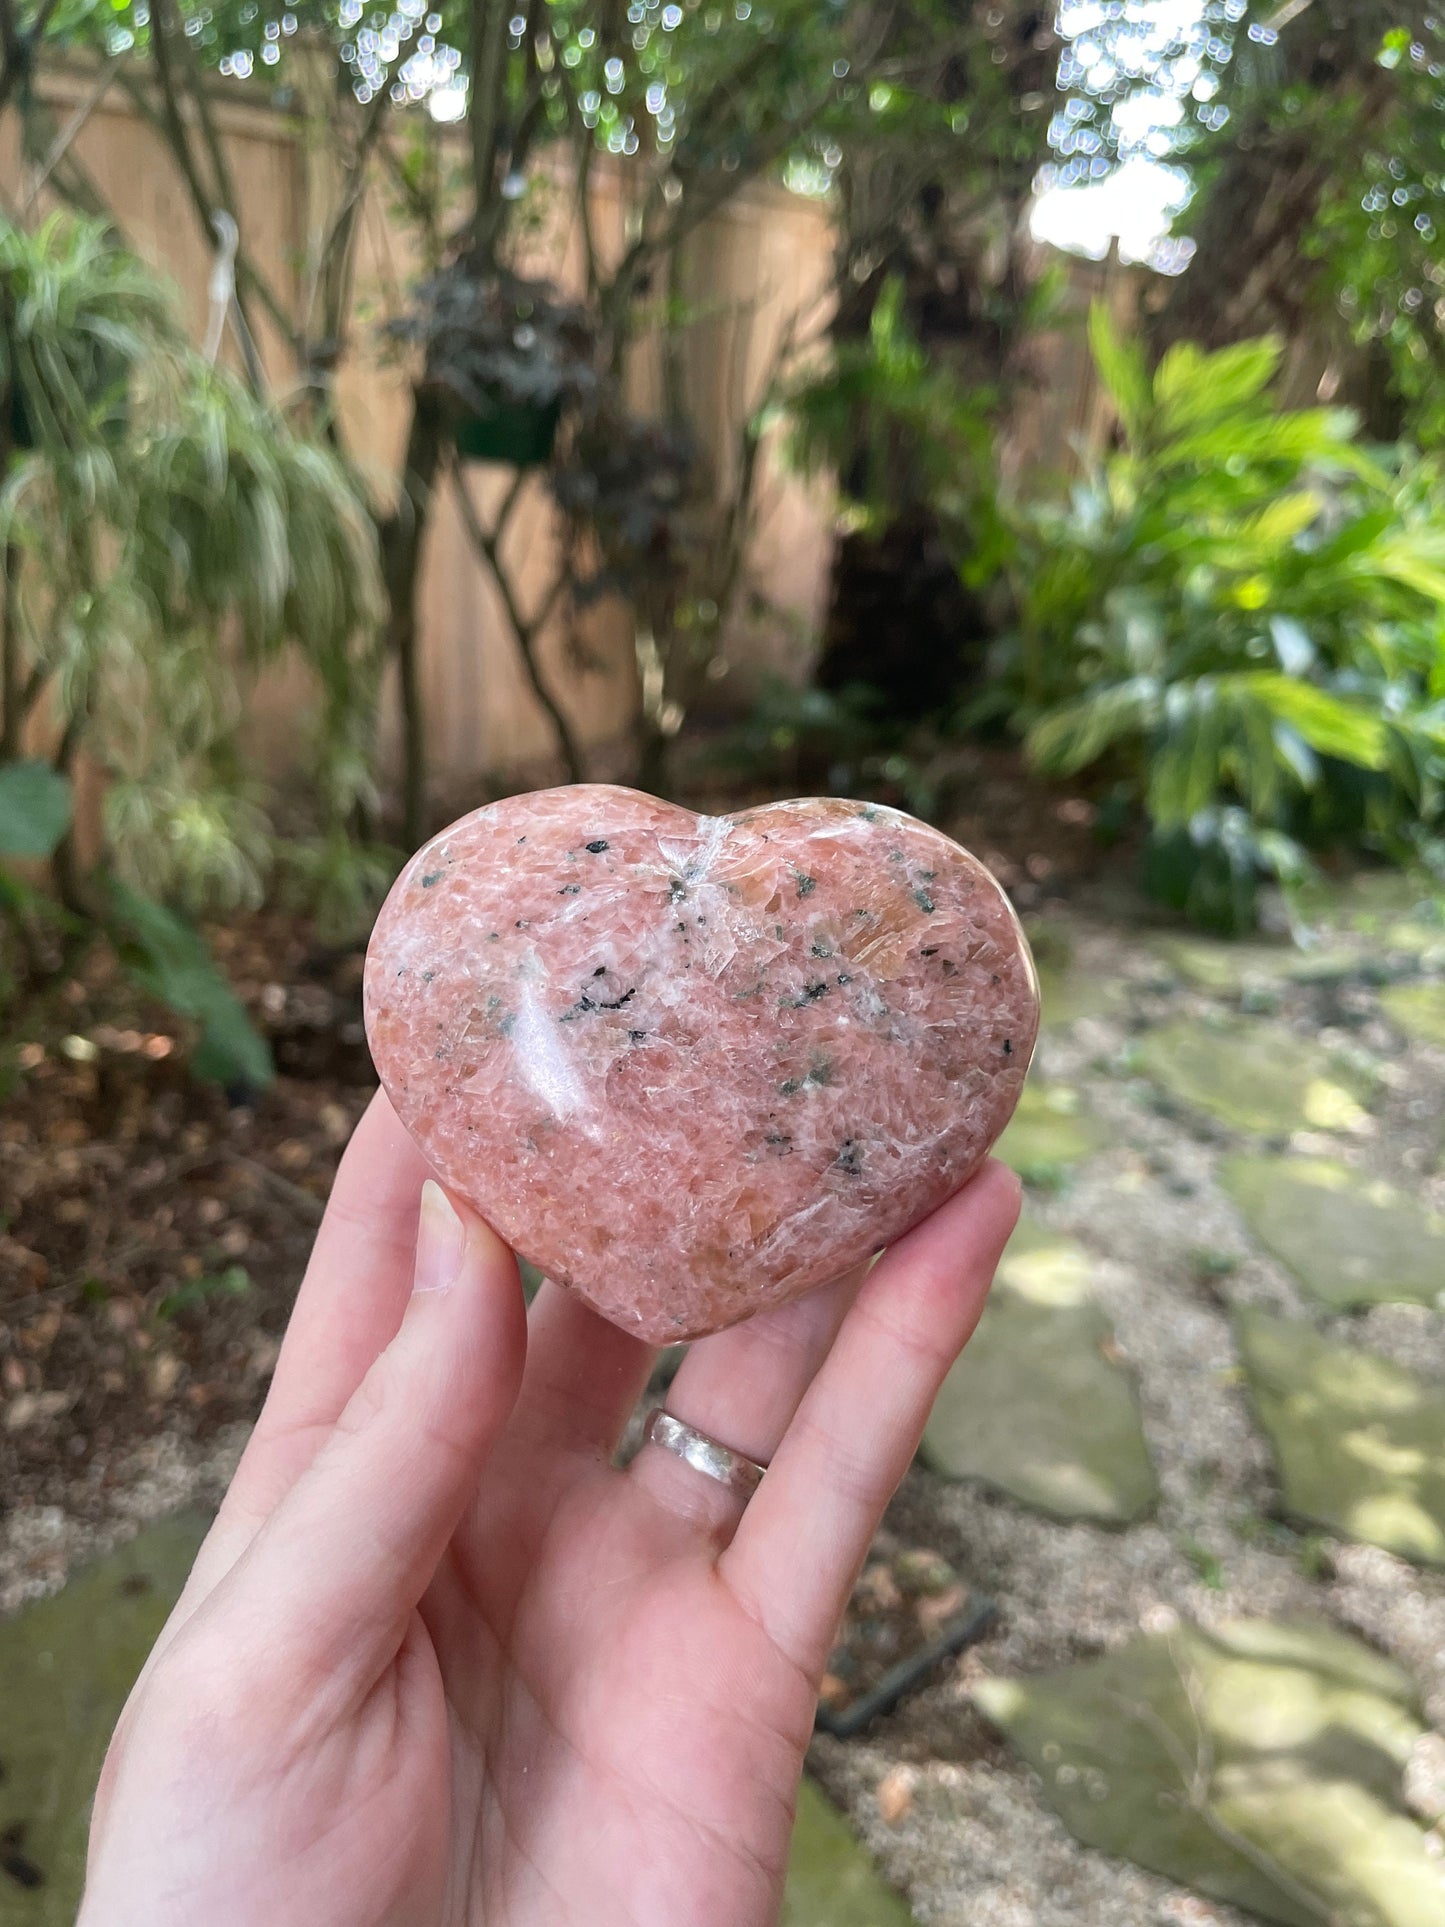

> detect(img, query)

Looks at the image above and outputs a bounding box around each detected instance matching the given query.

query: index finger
[178,1091,435,1607]
[255,1088,434,1450]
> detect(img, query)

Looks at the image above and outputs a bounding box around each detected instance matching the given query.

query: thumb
[209,1181,527,1695]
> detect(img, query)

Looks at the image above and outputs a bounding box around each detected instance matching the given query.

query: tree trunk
[818,508,993,720]
[379,389,448,851]
[636,713,671,798]
[511,623,585,785]
[811,5,1057,712]
[1148,3,1420,354]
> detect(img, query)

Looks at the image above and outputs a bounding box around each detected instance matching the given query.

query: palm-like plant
[1004,307,1445,929]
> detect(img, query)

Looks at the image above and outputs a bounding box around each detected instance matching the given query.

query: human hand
[81,1091,1019,1927]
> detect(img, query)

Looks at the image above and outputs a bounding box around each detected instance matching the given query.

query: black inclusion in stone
[585,839,610,853]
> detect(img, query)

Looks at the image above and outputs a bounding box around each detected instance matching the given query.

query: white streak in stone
[658,812,731,879]
[510,979,591,1125]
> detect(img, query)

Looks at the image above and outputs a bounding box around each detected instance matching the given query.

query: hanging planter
[453,389,562,467]
[390,263,598,474]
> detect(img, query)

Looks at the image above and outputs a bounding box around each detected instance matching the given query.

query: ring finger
[627,1257,870,1536]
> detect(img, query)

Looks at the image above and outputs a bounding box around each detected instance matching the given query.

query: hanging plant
[0,215,163,456]
[389,264,599,469]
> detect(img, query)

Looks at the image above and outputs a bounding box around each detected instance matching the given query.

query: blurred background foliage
[0,0,1443,1079]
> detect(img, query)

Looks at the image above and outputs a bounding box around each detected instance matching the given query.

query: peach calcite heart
[364,786,1038,1343]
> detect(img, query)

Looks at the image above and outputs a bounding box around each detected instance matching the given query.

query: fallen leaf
[4,1389,71,1431]
[147,1353,181,1399]
[876,1767,914,1827]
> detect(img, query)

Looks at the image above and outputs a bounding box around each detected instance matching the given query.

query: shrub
[0,216,385,1080]
[999,307,1445,929]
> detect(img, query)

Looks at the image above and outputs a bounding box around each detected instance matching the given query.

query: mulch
[0,914,376,1525]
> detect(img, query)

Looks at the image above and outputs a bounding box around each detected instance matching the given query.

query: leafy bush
[705,675,955,822]
[781,276,1009,583]
[0,216,383,920]
[0,216,386,1081]
[999,307,1445,929]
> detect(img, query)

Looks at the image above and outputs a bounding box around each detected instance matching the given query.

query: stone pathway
[922,1219,1158,1526]
[807,872,1445,1926]
[4,870,1445,1925]
[0,1513,208,1925]
[976,1617,1440,1926]
[1237,1309,1445,1569]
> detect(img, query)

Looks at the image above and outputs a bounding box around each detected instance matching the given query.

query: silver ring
[643,1409,767,1499]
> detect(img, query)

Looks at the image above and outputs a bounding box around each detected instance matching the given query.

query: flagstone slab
[1325,870,1445,927]
[1035,958,1122,1030]
[1157,938,1353,995]
[0,1517,916,1927]
[782,1778,916,1926]
[993,1082,1107,1182]
[1237,1308,1445,1567]
[1380,981,1445,1048]
[974,1617,1445,1927]
[921,1219,1158,1524]
[1320,873,1445,963]
[1139,1017,1372,1136]
[1222,1155,1445,1310]
[0,1512,208,1925]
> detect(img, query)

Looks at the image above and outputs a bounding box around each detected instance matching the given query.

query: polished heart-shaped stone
[364,786,1038,1342]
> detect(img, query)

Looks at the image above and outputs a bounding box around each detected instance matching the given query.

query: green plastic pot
[453,392,561,467]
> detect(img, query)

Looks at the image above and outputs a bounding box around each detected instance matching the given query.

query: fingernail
[413,1180,468,1294]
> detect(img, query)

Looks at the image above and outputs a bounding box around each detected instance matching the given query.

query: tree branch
[20,50,121,214]
[123,23,298,368]
[157,0,291,369]
[308,81,395,360]
[0,0,60,123]
[450,457,583,781]
[469,0,509,261]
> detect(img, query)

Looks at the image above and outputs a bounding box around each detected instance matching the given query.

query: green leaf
[1235,673,1390,771]
[156,1265,252,1320]
[1364,531,1445,604]
[1242,491,1321,554]
[101,877,273,1089]
[1025,676,1161,777]
[1088,303,1151,443]
[1153,336,1281,435]
[0,760,73,858]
